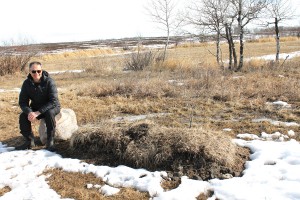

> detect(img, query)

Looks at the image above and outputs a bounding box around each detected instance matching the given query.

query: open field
[1,37,300,199]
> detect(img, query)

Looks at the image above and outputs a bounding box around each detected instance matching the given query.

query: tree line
[146,0,296,71]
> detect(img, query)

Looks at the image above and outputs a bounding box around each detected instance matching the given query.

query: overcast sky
[0,0,299,44]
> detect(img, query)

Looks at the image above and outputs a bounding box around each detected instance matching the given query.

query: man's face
[30,64,42,82]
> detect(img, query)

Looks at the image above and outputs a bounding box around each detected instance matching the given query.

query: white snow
[112,113,168,122]
[1,131,300,199]
[48,70,85,75]
[245,51,300,61]
[257,51,300,61]
[252,118,299,127]
[266,101,291,108]
[288,130,296,137]
[0,88,20,93]
[100,184,120,196]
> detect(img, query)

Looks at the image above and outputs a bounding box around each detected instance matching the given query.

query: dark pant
[19,107,61,140]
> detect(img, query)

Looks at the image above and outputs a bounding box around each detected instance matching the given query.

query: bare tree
[231,0,268,71]
[187,0,230,67]
[0,39,40,76]
[146,0,182,61]
[224,16,238,70]
[267,0,294,62]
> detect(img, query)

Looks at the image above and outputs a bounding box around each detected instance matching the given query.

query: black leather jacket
[19,71,60,114]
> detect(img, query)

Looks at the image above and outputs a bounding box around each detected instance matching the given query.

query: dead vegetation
[0,38,300,199]
[0,186,11,197]
[45,169,149,200]
[71,121,248,180]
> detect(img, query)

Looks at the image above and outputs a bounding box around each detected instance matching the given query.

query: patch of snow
[232,76,245,79]
[48,69,85,75]
[271,101,291,108]
[244,51,300,61]
[153,176,211,200]
[237,133,260,140]
[223,128,232,132]
[288,130,296,137]
[112,113,168,122]
[167,80,184,86]
[100,184,120,196]
[252,118,299,127]
[0,88,20,93]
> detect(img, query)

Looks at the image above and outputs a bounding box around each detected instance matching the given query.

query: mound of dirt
[70,121,249,181]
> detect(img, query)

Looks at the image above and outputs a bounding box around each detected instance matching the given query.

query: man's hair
[29,61,42,69]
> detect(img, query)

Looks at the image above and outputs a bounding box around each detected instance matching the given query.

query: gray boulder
[39,108,78,144]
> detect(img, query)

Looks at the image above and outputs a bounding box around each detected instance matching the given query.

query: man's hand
[28,111,41,122]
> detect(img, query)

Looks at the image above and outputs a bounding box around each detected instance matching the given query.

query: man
[17,61,60,151]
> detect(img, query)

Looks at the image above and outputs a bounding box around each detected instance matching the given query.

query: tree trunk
[231,31,238,69]
[236,0,244,71]
[163,27,170,62]
[275,17,280,63]
[237,27,244,71]
[216,30,221,65]
[225,25,232,70]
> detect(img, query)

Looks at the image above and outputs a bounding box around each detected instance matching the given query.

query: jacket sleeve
[19,81,33,114]
[38,79,60,114]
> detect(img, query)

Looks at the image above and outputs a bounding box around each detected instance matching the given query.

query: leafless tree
[0,39,40,76]
[230,0,268,71]
[187,0,230,67]
[146,0,182,61]
[224,16,238,70]
[267,0,294,62]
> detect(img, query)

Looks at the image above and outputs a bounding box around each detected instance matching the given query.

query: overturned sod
[70,121,248,180]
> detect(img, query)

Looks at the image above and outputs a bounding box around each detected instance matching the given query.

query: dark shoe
[46,137,56,152]
[34,138,43,146]
[15,139,35,150]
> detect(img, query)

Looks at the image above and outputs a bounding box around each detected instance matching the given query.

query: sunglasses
[31,70,42,74]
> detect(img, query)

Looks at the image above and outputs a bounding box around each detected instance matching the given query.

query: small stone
[221,173,233,179]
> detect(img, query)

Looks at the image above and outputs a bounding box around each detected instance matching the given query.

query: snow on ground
[225,51,300,64]
[256,51,300,61]
[1,129,300,200]
[252,118,300,127]
[0,88,20,93]
[48,70,85,75]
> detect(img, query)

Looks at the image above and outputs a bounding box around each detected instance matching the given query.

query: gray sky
[0,0,299,44]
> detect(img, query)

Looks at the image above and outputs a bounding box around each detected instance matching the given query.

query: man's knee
[44,108,60,118]
[19,112,28,122]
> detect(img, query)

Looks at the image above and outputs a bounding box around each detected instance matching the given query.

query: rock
[39,108,78,144]
[221,173,233,179]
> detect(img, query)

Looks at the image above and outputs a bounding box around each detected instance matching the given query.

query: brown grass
[40,48,116,61]
[248,36,298,43]
[70,121,244,180]
[0,186,11,197]
[45,168,149,200]
[1,38,300,199]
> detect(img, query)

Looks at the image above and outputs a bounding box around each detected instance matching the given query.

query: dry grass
[40,48,116,61]
[0,186,11,197]
[70,121,244,180]
[1,38,300,199]
[45,168,149,200]
[248,36,298,43]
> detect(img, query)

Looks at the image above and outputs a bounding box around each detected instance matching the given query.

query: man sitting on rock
[17,61,60,151]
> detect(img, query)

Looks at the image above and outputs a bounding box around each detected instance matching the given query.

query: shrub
[124,51,154,71]
[0,46,38,76]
